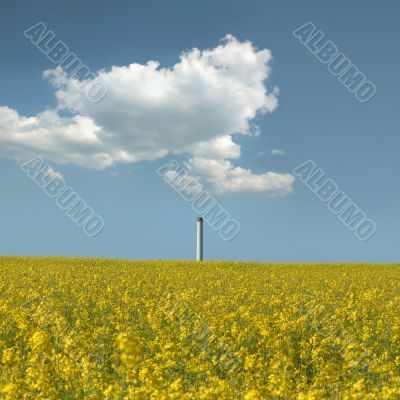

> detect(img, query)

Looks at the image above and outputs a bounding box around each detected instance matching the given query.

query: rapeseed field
[0,257,399,399]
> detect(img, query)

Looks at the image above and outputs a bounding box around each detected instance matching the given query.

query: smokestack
[196,217,203,261]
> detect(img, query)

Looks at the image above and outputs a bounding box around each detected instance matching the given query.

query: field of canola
[0,257,399,399]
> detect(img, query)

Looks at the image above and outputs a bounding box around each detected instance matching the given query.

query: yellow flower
[0,256,398,398]
[244,389,262,400]
[0,383,19,399]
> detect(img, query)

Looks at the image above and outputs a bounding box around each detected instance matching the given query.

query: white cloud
[216,167,294,195]
[189,157,233,182]
[188,157,294,195]
[0,35,293,195]
[189,135,241,160]
[271,148,285,156]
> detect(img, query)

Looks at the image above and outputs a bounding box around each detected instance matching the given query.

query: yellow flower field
[0,257,399,399]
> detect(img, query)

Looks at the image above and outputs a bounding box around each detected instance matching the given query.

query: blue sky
[0,0,398,262]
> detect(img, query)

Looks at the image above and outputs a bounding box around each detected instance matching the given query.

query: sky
[0,0,398,262]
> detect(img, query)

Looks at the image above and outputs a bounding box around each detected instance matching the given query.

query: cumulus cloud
[0,35,293,195]
[189,136,241,160]
[188,157,294,195]
[271,148,285,156]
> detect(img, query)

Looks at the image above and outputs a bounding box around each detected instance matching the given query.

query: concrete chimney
[196,217,203,261]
